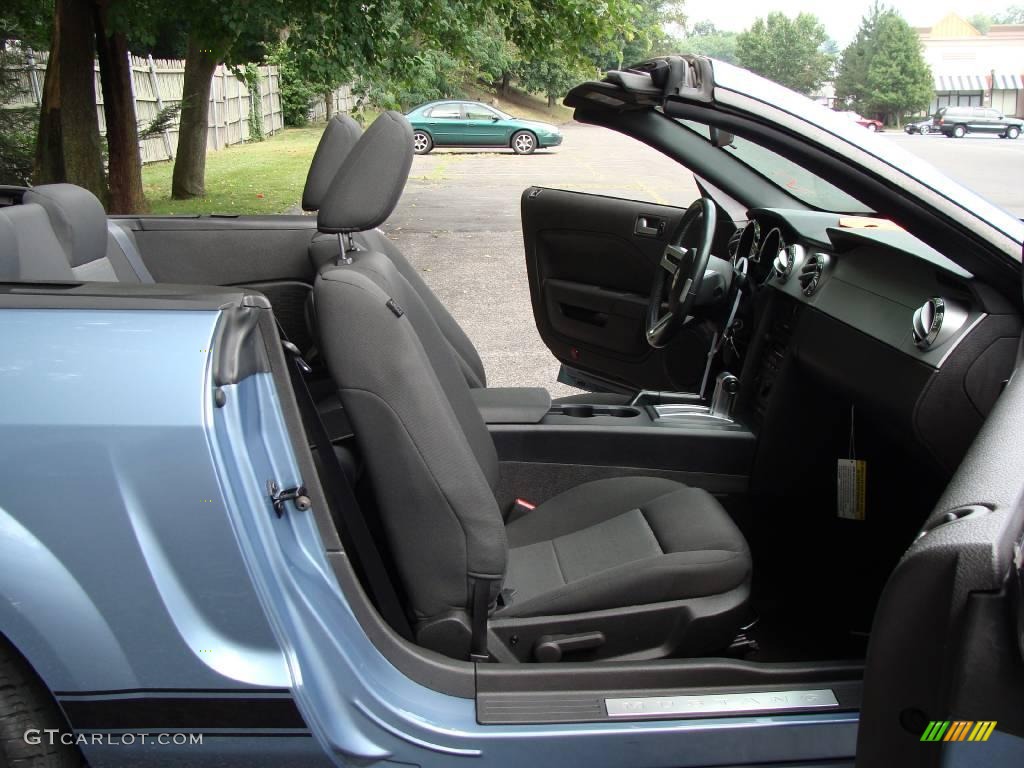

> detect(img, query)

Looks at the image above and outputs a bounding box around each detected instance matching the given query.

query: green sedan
[405,100,563,155]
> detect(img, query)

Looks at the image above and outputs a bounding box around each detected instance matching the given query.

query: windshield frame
[675,118,874,216]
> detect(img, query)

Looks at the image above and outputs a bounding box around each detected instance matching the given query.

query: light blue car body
[0,299,861,766]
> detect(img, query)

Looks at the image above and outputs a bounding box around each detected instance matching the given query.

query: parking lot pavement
[384,123,1023,395]
[883,131,1024,217]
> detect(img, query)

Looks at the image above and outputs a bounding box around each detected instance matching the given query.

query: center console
[480,375,757,500]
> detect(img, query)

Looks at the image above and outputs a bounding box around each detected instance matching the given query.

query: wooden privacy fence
[309,84,359,122]
[13,51,291,164]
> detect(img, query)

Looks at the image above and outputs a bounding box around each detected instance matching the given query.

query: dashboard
[730,208,989,370]
[727,208,1021,473]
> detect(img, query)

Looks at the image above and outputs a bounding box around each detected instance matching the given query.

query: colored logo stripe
[921,721,950,741]
[969,721,997,742]
[920,721,996,742]
[945,721,972,741]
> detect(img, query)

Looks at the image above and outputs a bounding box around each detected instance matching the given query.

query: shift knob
[709,372,739,420]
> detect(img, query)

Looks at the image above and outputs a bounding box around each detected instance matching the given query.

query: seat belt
[469,578,492,663]
[107,221,154,283]
[280,339,414,642]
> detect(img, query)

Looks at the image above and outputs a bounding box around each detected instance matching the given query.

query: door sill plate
[606,689,839,718]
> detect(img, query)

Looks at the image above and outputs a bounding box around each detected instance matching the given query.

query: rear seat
[0,184,152,283]
[0,179,361,471]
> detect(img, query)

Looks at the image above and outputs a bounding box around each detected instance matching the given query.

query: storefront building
[918,13,1024,117]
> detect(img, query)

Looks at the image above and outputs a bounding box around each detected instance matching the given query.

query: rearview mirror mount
[709,127,734,148]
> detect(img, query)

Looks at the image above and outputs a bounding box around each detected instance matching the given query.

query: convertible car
[1,56,1022,768]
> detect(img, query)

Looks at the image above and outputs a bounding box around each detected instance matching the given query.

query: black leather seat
[313,113,752,662]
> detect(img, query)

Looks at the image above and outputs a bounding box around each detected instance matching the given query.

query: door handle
[635,215,666,238]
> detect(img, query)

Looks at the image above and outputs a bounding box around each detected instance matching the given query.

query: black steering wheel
[645,197,717,348]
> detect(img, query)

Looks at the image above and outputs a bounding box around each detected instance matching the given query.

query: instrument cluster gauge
[736,219,762,263]
[758,227,783,272]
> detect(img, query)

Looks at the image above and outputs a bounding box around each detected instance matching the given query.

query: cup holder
[560,405,595,418]
[555,404,640,419]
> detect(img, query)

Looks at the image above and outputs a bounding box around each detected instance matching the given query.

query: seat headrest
[317,111,413,234]
[23,184,107,267]
[301,114,363,211]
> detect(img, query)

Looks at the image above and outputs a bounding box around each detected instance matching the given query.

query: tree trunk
[547,94,556,108]
[500,70,511,97]
[324,90,333,120]
[171,35,219,199]
[34,0,107,204]
[94,2,147,213]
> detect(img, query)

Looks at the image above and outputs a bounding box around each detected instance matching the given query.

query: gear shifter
[709,372,739,420]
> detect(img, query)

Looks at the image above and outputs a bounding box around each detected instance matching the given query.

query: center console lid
[472,387,552,424]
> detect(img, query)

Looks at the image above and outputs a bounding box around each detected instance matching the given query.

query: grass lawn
[142,125,325,215]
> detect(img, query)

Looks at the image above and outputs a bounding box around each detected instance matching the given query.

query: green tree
[678,21,740,64]
[968,14,992,34]
[835,3,884,112]
[864,13,932,125]
[993,5,1024,23]
[0,1,53,185]
[736,12,833,94]
[95,0,148,213]
[166,0,638,197]
[34,0,107,204]
[519,56,596,106]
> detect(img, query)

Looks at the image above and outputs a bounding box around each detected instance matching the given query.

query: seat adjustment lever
[534,631,606,662]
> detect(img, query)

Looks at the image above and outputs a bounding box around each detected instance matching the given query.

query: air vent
[798,253,829,295]
[772,243,802,282]
[912,297,969,350]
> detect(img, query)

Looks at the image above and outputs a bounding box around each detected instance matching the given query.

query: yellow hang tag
[837,459,867,521]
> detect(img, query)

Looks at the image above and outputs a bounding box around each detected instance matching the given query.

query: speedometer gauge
[736,220,761,262]
[758,227,783,267]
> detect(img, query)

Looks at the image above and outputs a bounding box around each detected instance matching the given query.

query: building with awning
[917,14,1024,117]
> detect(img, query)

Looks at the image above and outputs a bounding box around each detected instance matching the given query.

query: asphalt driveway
[383,123,1024,396]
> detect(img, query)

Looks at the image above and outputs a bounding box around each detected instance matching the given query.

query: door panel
[522,187,715,393]
[855,347,1024,766]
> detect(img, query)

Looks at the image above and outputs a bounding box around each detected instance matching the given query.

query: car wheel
[867,123,878,132]
[953,125,966,138]
[920,125,929,135]
[412,130,433,155]
[511,131,536,155]
[1008,126,1021,140]
[0,640,80,768]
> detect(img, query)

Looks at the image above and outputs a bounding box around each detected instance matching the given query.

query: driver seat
[305,113,630,405]
[313,113,752,661]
